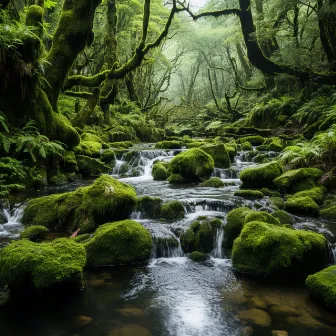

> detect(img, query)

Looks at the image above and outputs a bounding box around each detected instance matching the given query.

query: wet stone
[73,316,93,327]
[238,308,272,328]
[117,307,145,318]
[108,324,152,336]
[271,331,288,336]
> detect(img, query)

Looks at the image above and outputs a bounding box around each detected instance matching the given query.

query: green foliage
[85,220,152,267]
[0,238,86,292]
[20,225,49,242]
[232,221,329,278]
[306,266,336,308]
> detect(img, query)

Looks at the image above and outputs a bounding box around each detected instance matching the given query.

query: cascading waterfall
[211,228,224,259]
[0,204,24,240]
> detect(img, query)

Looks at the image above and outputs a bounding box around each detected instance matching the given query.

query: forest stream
[1,146,336,336]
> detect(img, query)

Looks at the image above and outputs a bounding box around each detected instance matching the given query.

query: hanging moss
[22,175,137,233]
[232,221,329,279]
[0,238,86,293]
[85,220,152,267]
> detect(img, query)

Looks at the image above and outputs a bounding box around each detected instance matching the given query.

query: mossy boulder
[234,190,264,199]
[169,148,214,182]
[238,136,264,146]
[241,142,253,151]
[272,210,294,225]
[76,155,110,177]
[189,251,207,262]
[75,140,102,157]
[225,145,237,162]
[232,221,329,279]
[160,200,185,222]
[269,140,283,152]
[20,225,49,242]
[152,162,168,181]
[306,266,336,308]
[244,211,280,226]
[137,196,163,219]
[320,206,336,220]
[290,187,326,204]
[285,196,319,217]
[240,162,283,188]
[22,175,137,233]
[100,149,116,167]
[270,197,285,210]
[273,168,323,192]
[181,218,222,253]
[63,150,78,172]
[0,238,86,293]
[85,220,152,267]
[155,140,183,149]
[200,143,230,168]
[168,174,185,184]
[110,141,133,149]
[200,177,224,188]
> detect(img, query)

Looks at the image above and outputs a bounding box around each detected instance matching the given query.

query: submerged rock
[85,220,152,267]
[0,238,86,294]
[169,148,214,182]
[232,221,329,279]
[238,308,272,328]
[22,175,137,233]
[109,325,151,336]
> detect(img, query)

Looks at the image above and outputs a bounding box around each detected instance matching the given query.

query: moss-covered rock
[168,174,185,184]
[225,145,237,162]
[241,142,253,151]
[320,206,336,220]
[137,196,163,219]
[20,225,49,242]
[290,187,326,204]
[152,162,168,181]
[0,238,86,293]
[273,168,323,192]
[223,207,252,249]
[181,218,222,253]
[63,150,78,172]
[234,190,264,199]
[75,140,102,157]
[100,149,116,168]
[85,220,152,267]
[200,143,230,168]
[155,140,183,149]
[189,251,207,262]
[76,155,110,177]
[285,196,319,217]
[240,162,283,188]
[244,211,280,226]
[110,141,133,149]
[270,197,285,210]
[238,136,264,146]
[232,221,328,278]
[272,210,294,225]
[22,175,137,233]
[269,140,283,152]
[200,177,224,188]
[160,200,185,222]
[305,266,336,308]
[169,148,214,182]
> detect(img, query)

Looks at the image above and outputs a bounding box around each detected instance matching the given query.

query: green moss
[260,188,281,197]
[152,162,168,181]
[20,225,49,242]
[306,266,336,308]
[223,207,252,249]
[26,5,44,37]
[168,174,185,184]
[238,136,264,146]
[225,145,237,162]
[232,221,329,278]
[100,149,116,168]
[155,140,183,149]
[169,148,214,182]
[110,141,133,149]
[290,187,326,204]
[244,211,280,226]
[187,141,205,148]
[320,206,336,220]
[85,220,152,267]
[81,132,103,143]
[200,177,224,188]
[63,150,78,172]
[269,140,283,152]
[272,210,294,225]
[257,145,270,151]
[137,196,163,219]
[270,197,285,210]
[273,168,323,192]
[160,201,185,222]
[22,175,137,233]
[73,233,92,244]
[189,251,207,262]
[49,174,67,185]
[0,238,86,292]
[75,140,102,157]
[234,190,264,199]
[241,142,253,151]
[239,162,283,188]
[76,155,110,176]
[200,143,230,168]
[285,196,319,217]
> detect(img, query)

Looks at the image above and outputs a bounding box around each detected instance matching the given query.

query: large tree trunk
[44,0,102,110]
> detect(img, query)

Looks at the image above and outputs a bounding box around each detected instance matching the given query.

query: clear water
[1,147,336,336]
